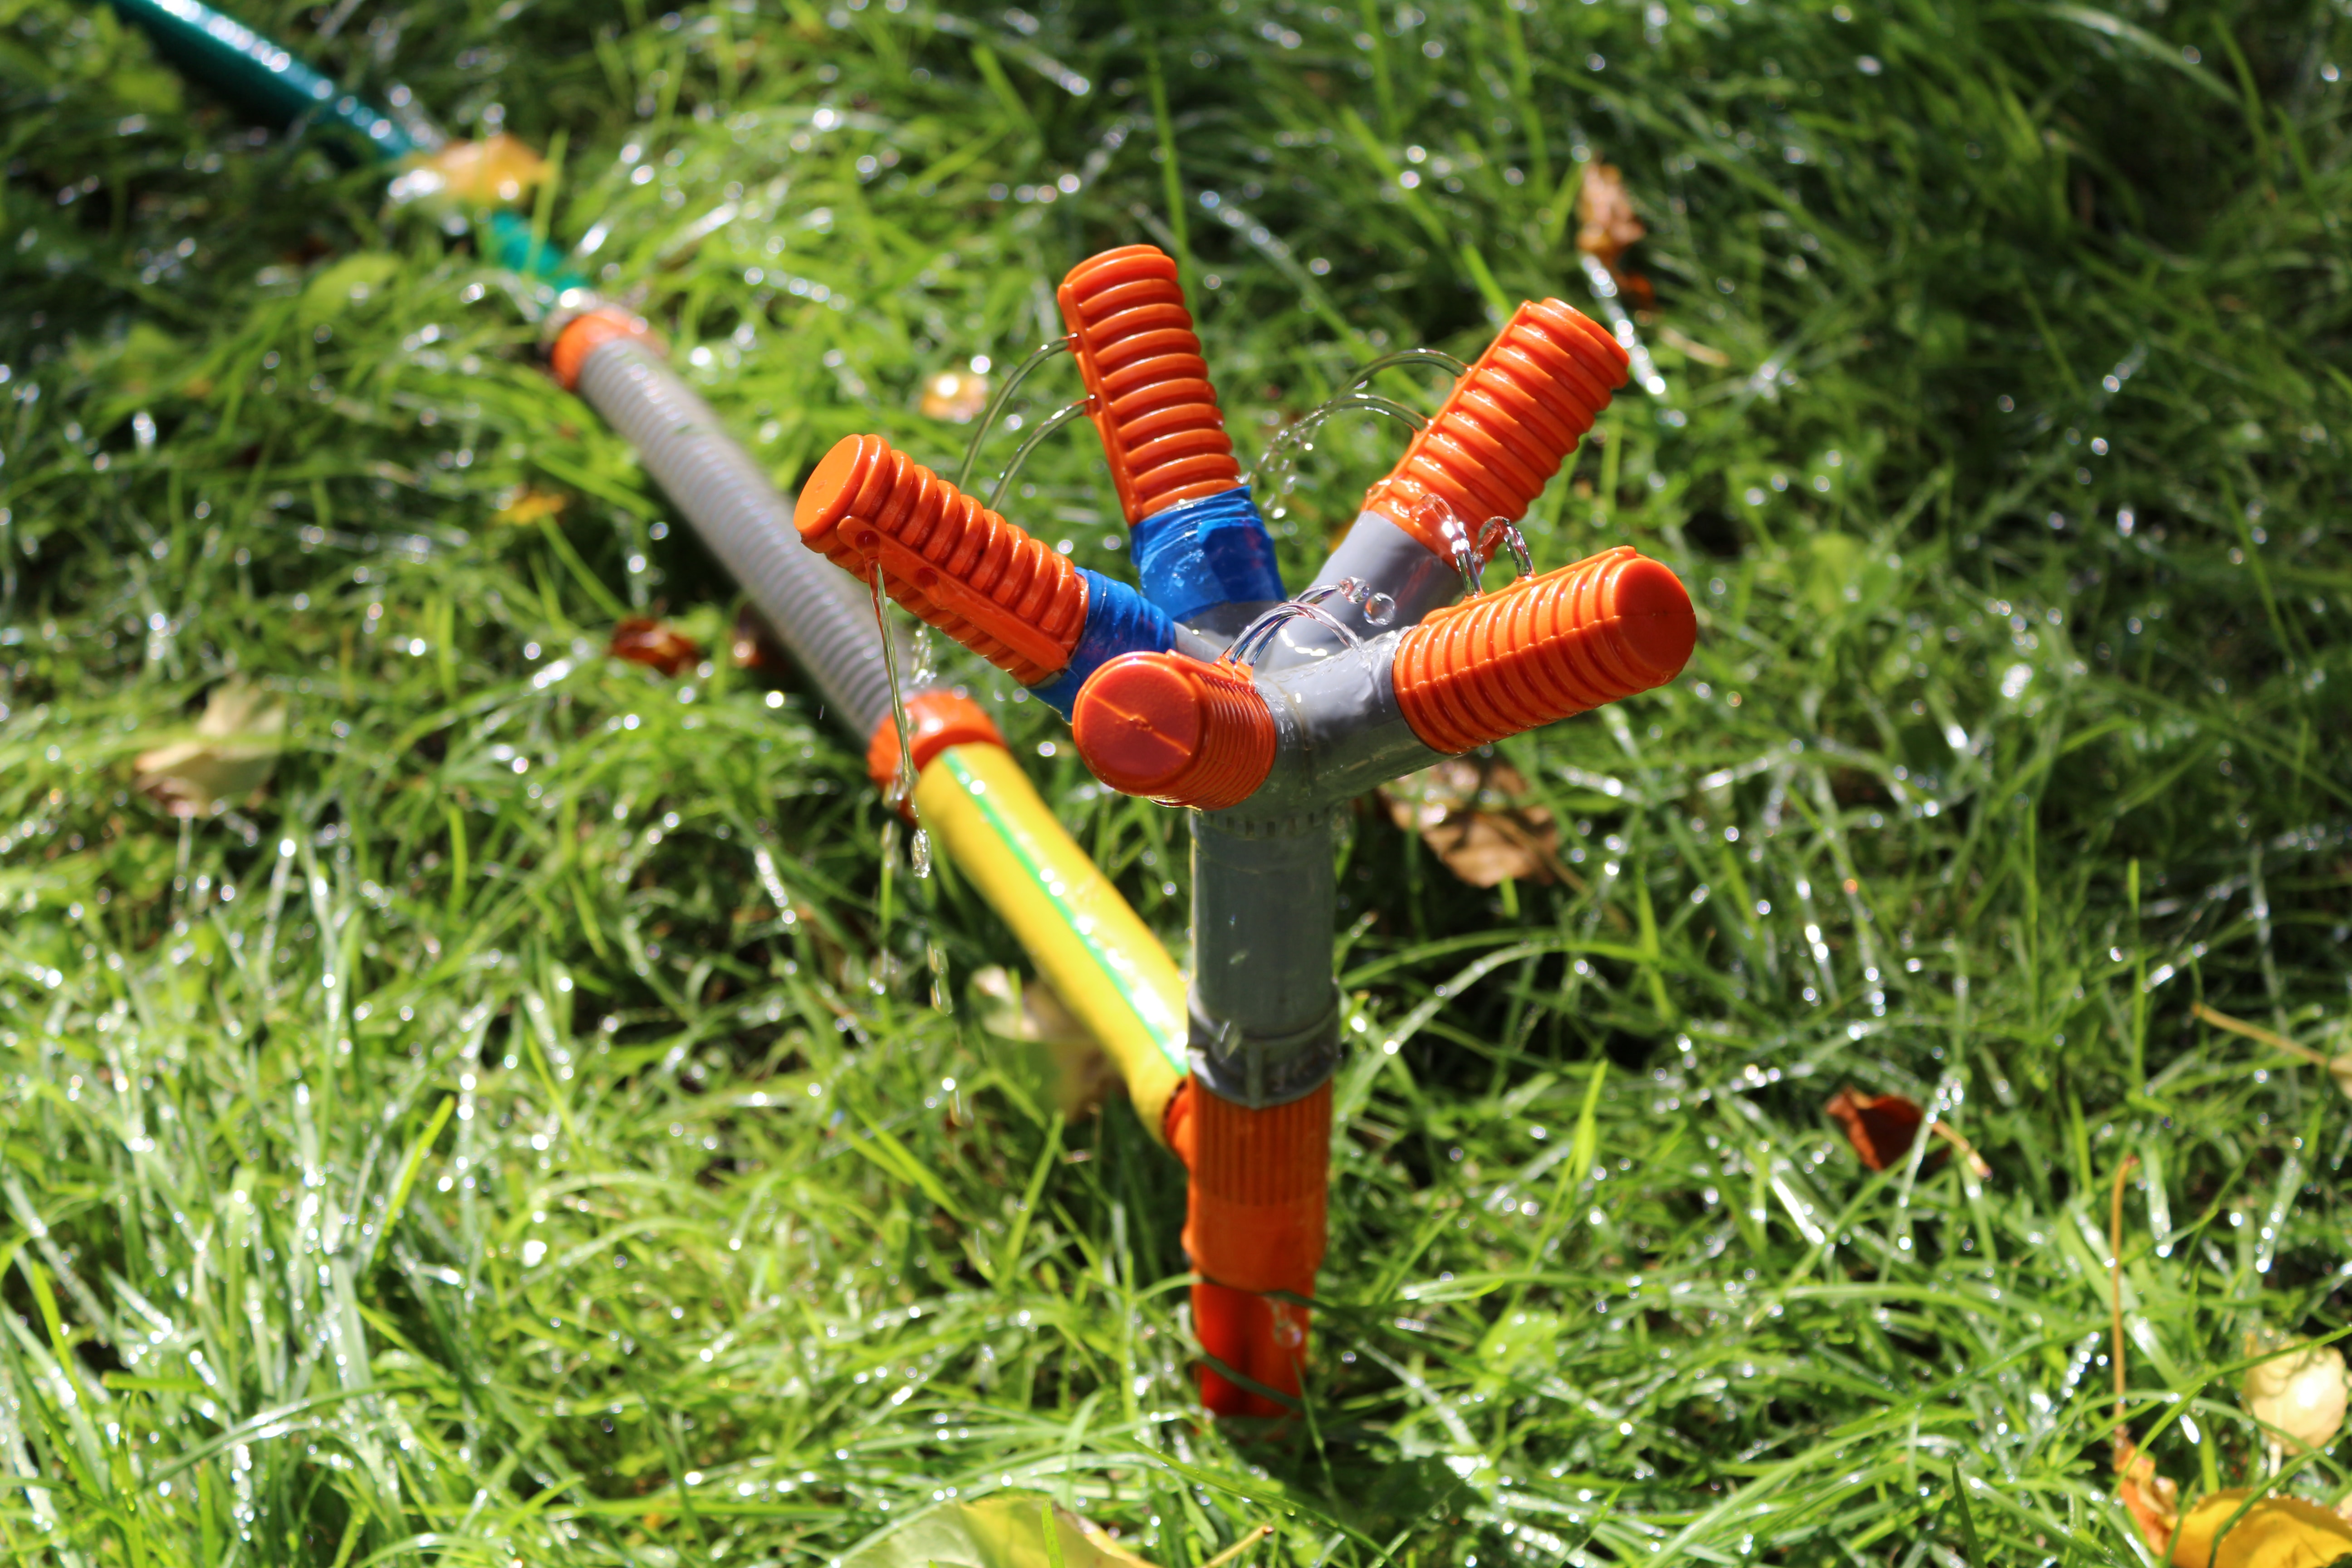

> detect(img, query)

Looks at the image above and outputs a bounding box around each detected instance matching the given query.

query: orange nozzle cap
[1071,652,1274,811]
[1058,245,1243,524]
[1392,546,1695,755]
[795,434,1089,685]
[550,307,650,391]
[1363,299,1629,559]
[1181,1080,1332,1417]
[865,690,1005,797]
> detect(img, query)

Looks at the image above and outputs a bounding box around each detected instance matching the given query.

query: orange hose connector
[795,434,1088,685]
[550,307,651,391]
[1392,546,1696,755]
[1058,245,1243,524]
[1171,1079,1332,1418]
[864,689,1005,796]
[1362,299,1629,560]
[1070,652,1275,811]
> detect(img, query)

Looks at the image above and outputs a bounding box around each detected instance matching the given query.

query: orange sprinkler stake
[796,433,1090,685]
[1070,651,1275,811]
[1058,245,1244,524]
[1362,299,1629,561]
[550,307,650,392]
[1181,1079,1333,1417]
[864,689,1006,797]
[1392,546,1696,756]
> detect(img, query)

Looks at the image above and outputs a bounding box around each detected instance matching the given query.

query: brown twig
[2191,1001,2333,1068]
[1199,1524,1275,1568]
[1927,1119,1993,1178]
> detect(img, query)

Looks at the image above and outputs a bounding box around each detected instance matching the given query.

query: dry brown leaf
[1378,757,1564,888]
[608,618,700,678]
[2243,1339,2349,1453]
[2118,1445,2183,1558]
[1577,162,1645,267]
[2170,1490,2352,1568]
[729,604,791,677]
[971,967,1117,1122]
[1822,1088,1991,1177]
[134,677,286,817]
[1575,160,1654,307]
[920,369,994,423]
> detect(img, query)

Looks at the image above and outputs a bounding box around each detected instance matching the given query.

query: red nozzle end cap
[1073,652,1275,810]
[1602,555,1699,682]
[794,433,891,545]
[1073,654,1206,797]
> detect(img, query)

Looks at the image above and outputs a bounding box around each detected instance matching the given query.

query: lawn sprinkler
[798,245,1698,1415]
[92,0,1194,1134]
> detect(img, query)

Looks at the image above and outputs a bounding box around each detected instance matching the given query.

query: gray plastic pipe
[572,335,903,738]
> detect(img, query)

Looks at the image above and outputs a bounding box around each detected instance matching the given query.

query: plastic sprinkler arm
[794,433,1181,716]
[1072,547,1695,812]
[1057,246,1285,630]
[1273,298,1631,661]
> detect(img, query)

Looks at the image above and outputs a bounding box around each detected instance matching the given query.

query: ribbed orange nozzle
[1176,1079,1332,1418]
[1070,652,1275,811]
[795,434,1089,685]
[1363,299,1630,560]
[865,689,1005,796]
[1392,546,1695,755]
[1058,245,1243,524]
[550,307,650,391]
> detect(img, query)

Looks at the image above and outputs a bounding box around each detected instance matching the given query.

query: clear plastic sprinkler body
[794,245,1697,1419]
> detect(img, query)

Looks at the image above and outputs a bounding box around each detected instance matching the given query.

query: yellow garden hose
[913,742,1187,1142]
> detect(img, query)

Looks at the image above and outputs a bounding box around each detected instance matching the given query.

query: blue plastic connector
[1026,568,1180,717]
[1129,487,1286,624]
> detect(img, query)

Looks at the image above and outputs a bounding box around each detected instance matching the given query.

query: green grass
[5,0,2352,1562]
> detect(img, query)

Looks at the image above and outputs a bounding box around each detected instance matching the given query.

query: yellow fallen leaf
[134,677,286,818]
[495,486,568,527]
[2170,1490,2352,1568]
[841,1492,1153,1568]
[388,133,552,208]
[2243,1339,2349,1452]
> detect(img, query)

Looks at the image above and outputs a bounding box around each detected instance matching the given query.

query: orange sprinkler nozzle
[1181,1079,1332,1417]
[865,689,1005,797]
[1070,652,1275,811]
[1058,245,1243,524]
[550,307,651,391]
[1392,546,1695,756]
[1363,299,1629,561]
[796,434,1089,685]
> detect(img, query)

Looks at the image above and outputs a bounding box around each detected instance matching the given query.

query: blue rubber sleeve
[1026,568,1178,717]
[1127,486,1286,623]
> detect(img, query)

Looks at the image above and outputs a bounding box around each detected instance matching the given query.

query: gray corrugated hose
[573,334,902,740]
